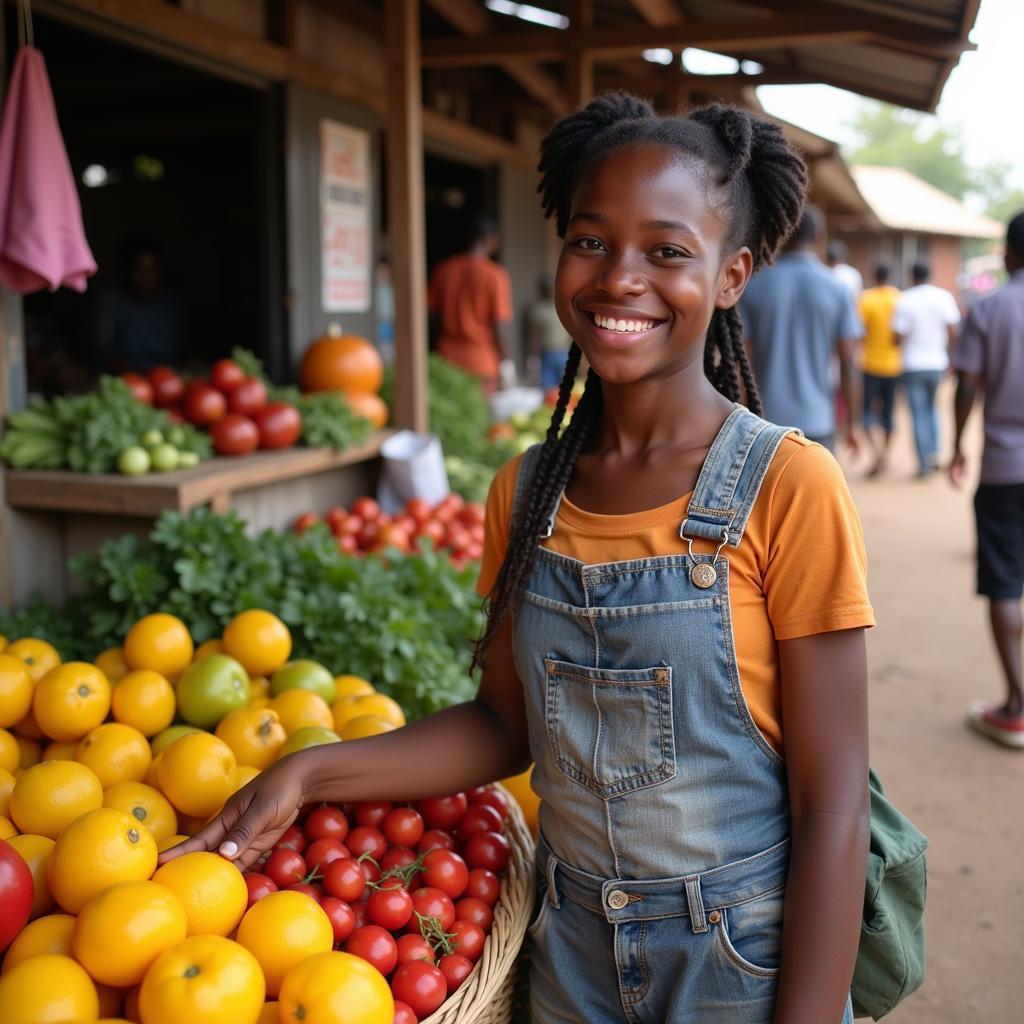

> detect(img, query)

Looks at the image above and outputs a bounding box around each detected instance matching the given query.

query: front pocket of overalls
[714,887,784,979]
[543,659,676,799]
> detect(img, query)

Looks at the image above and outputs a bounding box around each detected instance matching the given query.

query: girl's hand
[156,758,306,872]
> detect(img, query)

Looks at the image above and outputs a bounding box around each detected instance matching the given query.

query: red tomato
[354,801,393,829]
[0,839,34,951]
[321,896,357,944]
[265,848,307,888]
[440,493,465,515]
[347,826,387,862]
[227,375,268,416]
[275,825,307,853]
[288,881,323,903]
[346,924,398,976]
[184,382,227,425]
[417,794,468,831]
[121,372,154,404]
[211,413,259,456]
[465,868,500,906]
[338,513,364,536]
[460,501,486,526]
[471,789,510,820]
[338,534,359,555]
[465,787,487,801]
[458,804,504,841]
[352,496,380,521]
[305,837,350,872]
[465,541,484,561]
[383,808,425,849]
[380,846,418,876]
[455,897,494,932]
[356,521,380,550]
[445,525,472,553]
[165,407,185,423]
[393,1001,418,1024]
[243,872,278,910]
[324,506,348,534]
[407,887,455,933]
[450,919,486,961]
[361,859,382,886]
[294,512,320,534]
[149,366,185,407]
[404,498,433,524]
[395,933,436,967]
[417,829,456,854]
[465,832,510,873]
[323,858,366,903]
[373,523,412,554]
[391,961,448,1019]
[351,900,369,931]
[252,402,302,449]
[422,850,468,900]
[210,358,246,393]
[416,520,446,548]
[439,953,474,994]
[367,885,413,931]
[306,806,350,842]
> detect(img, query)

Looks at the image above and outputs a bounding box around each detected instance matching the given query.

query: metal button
[708,910,722,925]
[690,562,718,589]
[607,889,629,910]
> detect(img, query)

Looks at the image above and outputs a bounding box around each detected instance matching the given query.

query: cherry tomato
[265,848,307,888]
[252,402,302,449]
[321,896,357,944]
[373,523,412,554]
[338,513,364,536]
[440,493,465,515]
[465,787,487,801]
[121,371,154,404]
[381,846,418,874]
[183,382,227,425]
[450,919,486,961]
[347,826,387,862]
[0,839,34,951]
[243,872,278,909]
[352,496,380,521]
[305,837,350,872]
[323,858,366,903]
[210,358,246,393]
[294,512,320,534]
[368,884,414,931]
[391,961,448,1019]
[211,412,259,456]
[361,858,383,886]
[149,366,185,407]
[466,868,501,906]
[471,788,510,821]
[396,933,436,967]
[455,896,494,932]
[407,887,455,933]
[275,825,307,853]
[356,521,380,550]
[422,850,468,900]
[227,375,267,416]
[393,1000,418,1024]
[346,924,398,976]
[384,808,425,849]
[306,806,350,842]
[417,829,456,854]
[417,794,468,831]
[355,801,393,829]
[405,497,433,524]
[461,501,486,526]
[416,520,446,548]
[458,804,504,841]
[439,953,474,993]
[465,831,510,873]
[338,534,359,554]
[351,900,369,931]
[288,881,323,903]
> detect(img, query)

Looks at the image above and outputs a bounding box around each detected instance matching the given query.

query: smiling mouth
[586,311,666,335]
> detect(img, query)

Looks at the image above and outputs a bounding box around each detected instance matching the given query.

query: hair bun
[690,105,753,182]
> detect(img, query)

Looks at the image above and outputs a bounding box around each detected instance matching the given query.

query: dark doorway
[424,152,494,274]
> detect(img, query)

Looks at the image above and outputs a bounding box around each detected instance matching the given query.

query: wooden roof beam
[628,0,684,27]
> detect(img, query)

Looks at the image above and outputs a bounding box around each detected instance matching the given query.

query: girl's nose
[597,254,646,298]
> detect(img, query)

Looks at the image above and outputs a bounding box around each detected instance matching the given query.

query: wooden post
[566,0,594,111]
[386,0,429,434]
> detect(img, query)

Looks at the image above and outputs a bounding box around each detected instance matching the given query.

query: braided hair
[473,94,807,668]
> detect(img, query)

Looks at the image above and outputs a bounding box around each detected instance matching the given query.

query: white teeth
[594,314,655,333]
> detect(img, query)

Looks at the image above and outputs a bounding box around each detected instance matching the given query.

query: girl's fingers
[214,797,278,863]
[156,811,234,864]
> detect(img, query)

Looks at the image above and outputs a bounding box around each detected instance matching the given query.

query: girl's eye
[654,245,687,259]
[571,237,605,252]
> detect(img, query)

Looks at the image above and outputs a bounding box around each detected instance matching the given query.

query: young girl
[165,95,873,1023]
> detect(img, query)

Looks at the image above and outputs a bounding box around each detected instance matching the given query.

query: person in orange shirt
[428,214,513,391]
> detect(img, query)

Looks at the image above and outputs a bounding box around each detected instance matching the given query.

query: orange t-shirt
[428,254,512,380]
[477,434,874,754]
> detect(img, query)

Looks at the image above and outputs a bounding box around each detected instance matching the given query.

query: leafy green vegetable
[297,392,374,450]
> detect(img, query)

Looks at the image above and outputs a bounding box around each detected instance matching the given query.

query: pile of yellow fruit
[0,610,406,1024]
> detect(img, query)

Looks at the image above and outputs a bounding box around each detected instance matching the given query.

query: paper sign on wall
[320,120,370,312]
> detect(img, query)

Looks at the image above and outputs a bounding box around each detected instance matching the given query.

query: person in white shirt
[892,262,961,476]
[826,240,864,301]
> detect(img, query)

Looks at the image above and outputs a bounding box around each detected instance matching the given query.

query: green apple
[118,446,151,476]
[141,429,164,449]
[176,653,251,729]
[278,725,341,757]
[150,723,203,755]
[176,451,200,469]
[150,443,180,472]
[270,659,336,705]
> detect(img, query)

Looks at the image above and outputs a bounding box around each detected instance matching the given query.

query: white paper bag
[376,430,450,514]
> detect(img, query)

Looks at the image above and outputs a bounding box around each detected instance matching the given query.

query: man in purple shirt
[950,211,1024,748]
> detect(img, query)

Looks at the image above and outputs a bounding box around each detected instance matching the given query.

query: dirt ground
[836,382,1023,1022]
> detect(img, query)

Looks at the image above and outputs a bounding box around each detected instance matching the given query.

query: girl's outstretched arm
[159,615,530,871]
[773,627,870,1024]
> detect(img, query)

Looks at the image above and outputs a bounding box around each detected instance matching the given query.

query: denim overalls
[511,406,854,1024]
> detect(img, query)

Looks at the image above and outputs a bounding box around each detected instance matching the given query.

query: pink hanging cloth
[0,30,96,294]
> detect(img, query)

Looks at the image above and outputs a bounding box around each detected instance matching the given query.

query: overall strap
[682,406,797,549]
[510,443,546,534]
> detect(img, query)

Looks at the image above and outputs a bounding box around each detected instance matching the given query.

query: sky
[756,0,1024,189]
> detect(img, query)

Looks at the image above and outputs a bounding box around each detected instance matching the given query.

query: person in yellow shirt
[859,264,902,476]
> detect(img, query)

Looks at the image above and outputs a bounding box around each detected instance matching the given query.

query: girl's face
[555,143,752,386]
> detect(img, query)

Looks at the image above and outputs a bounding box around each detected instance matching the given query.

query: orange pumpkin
[300,325,383,396]
[345,392,389,429]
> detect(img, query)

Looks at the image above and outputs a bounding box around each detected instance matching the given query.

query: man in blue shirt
[741,206,862,452]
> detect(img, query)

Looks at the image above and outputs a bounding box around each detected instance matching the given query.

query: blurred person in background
[892,262,961,477]
[525,272,571,389]
[949,211,1024,749]
[859,264,902,477]
[742,205,862,452]
[827,239,864,301]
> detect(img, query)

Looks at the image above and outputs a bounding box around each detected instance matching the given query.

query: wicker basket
[422,782,537,1024]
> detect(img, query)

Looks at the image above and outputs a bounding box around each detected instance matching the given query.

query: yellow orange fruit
[94,646,129,683]
[7,833,56,917]
[112,670,175,737]
[73,880,188,987]
[0,815,14,839]
[332,693,405,733]
[138,935,264,1024]
[13,704,45,739]
[215,707,286,769]
[33,663,111,742]
[0,728,19,772]
[144,752,163,788]
[248,676,270,702]
[232,765,260,793]
[338,715,397,742]
[0,654,33,729]
[156,834,189,854]
[501,766,540,837]
[158,733,236,818]
[257,1003,279,1024]
[9,759,103,838]
[0,765,14,818]
[192,637,223,662]
[76,723,152,788]
[278,951,394,1024]
[333,674,375,701]
[5,637,61,682]
[0,954,99,1024]
[152,851,248,938]
[222,610,292,678]
[235,890,333,997]
[103,782,177,843]
[48,807,158,914]
[149,724,202,757]
[271,689,334,734]
[1,913,75,973]
[15,734,43,769]
[123,614,194,678]
[43,739,78,760]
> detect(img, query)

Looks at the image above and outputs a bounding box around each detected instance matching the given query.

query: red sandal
[966,701,1024,750]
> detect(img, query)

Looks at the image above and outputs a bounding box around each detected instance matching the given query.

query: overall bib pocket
[543,659,676,799]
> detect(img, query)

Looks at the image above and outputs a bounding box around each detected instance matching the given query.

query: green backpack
[851,769,928,1019]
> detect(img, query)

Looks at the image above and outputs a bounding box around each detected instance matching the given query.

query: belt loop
[545,854,561,909]
[685,876,707,933]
